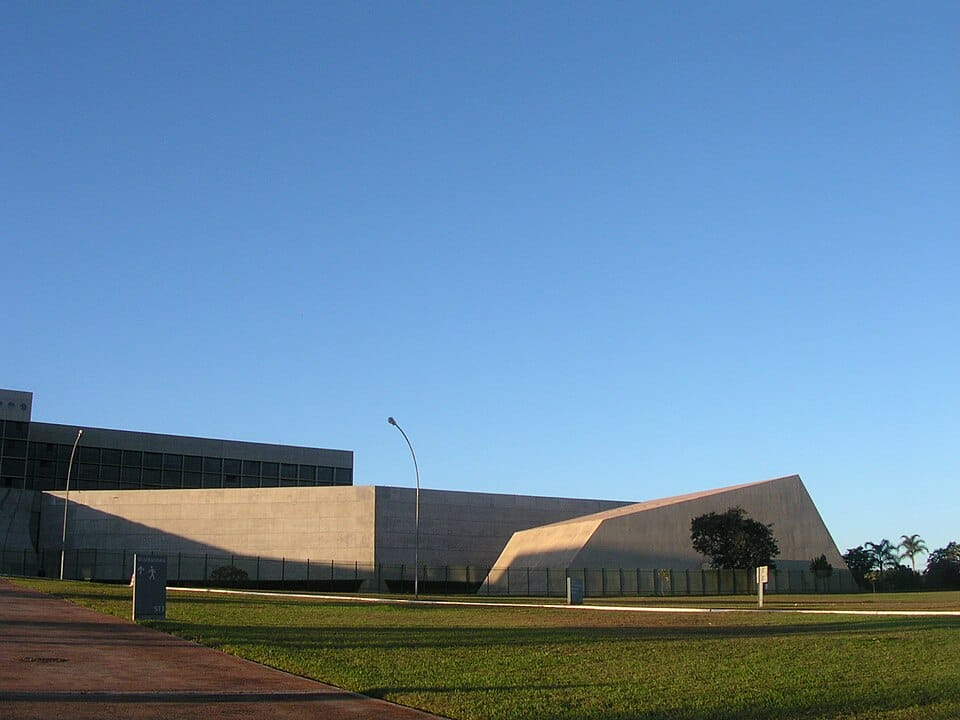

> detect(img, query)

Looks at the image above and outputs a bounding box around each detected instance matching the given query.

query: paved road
[0,579,445,720]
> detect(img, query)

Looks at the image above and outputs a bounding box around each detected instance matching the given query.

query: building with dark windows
[1,388,852,595]
[0,390,352,492]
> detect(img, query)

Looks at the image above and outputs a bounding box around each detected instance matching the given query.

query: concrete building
[1,389,850,593]
[485,474,846,594]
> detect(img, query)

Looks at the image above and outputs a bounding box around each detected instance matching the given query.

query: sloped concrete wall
[576,475,844,570]
[487,476,847,588]
[373,486,628,568]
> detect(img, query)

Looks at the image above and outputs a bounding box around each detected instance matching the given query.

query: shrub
[209,565,249,585]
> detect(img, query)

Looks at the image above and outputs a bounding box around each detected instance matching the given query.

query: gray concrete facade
[29,485,628,572]
[486,475,846,593]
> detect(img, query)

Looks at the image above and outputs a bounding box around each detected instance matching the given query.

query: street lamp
[59,428,84,580]
[387,416,420,599]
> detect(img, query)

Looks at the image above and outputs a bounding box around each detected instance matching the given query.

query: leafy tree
[899,534,928,573]
[924,542,960,590]
[877,564,922,592]
[810,554,834,592]
[865,539,899,575]
[209,564,249,586]
[690,506,779,569]
[842,546,873,589]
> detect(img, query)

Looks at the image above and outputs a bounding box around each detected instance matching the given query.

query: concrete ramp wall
[485,475,847,593]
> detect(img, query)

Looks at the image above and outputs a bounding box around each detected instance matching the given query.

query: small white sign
[756,566,769,584]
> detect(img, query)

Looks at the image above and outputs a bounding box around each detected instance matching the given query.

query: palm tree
[899,534,928,573]
[865,539,899,574]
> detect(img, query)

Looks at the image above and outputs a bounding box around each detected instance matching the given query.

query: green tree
[865,539,899,575]
[899,534,928,573]
[842,546,873,589]
[810,554,834,592]
[925,542,960,590]
[690,506,780,569]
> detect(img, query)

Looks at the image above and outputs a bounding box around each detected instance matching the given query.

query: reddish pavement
[0,579,445,720]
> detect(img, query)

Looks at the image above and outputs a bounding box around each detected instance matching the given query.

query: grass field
[13,579,960,720]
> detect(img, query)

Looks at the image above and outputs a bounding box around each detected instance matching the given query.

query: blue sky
[3,3,957,559]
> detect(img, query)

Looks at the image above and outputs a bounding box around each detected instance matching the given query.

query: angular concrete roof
[488,475,845,574]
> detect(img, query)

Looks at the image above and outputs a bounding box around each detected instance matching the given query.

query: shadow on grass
[359,682,958,720]
[156,617,960,653]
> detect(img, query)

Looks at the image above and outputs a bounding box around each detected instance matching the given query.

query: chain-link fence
[0,547,859,596]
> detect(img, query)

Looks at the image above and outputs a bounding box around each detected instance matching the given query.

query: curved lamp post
[387,417,420,598]
[60,428,84,580]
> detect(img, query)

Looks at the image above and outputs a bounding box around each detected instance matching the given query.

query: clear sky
[3,3,957,560]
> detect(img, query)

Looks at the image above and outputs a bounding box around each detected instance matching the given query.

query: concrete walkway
[0,579,445,720]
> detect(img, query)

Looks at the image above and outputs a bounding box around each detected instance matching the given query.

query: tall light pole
[387,417,420,599]
[60,428,84,581]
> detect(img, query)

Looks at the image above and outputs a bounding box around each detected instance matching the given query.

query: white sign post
[756,565,769,609]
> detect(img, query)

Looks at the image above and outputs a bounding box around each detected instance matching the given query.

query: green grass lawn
[13,579,960,720]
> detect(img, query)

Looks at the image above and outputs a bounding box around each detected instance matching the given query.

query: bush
[877,565,922,592]
[209,565,249,585]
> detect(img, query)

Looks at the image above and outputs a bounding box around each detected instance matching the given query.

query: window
[335,467,353,485]
[163,454,183,470]
[2,439,27,458]
[143,452,162,469]
[223,458,241,475]
[31,442,59,461]
[203,457,222,473]
[261,462,278,479]
[242,460,260,477]
[33,476,57,491]
[299,465,316,482]
[1,458,25,477]
[100,465,120,484]
[101,448,121,465]
[316,466,334,485]
[122,450,142,467]
[183,455,202,472]
[142,468,162,488]
[3,421,29,440]
[121,466,141,488]
[183,471,202,488]
[162,469,182,487]
[78,446,100,464]
[202,473,221,488]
